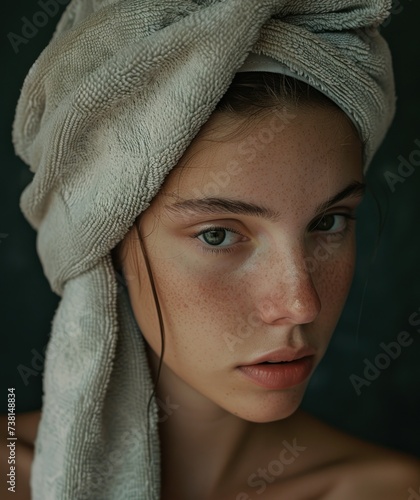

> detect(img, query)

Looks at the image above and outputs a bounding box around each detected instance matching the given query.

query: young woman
[110,72,420,499]
[11,1,420,499]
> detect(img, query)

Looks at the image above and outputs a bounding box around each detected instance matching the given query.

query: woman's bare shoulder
[284,411,420,499]
[0,409,41,444]
[0,410,41,500]
[233,411,420,500]
[319,450,420,500]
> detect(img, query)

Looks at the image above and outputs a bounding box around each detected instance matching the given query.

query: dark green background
[1,1,419,457]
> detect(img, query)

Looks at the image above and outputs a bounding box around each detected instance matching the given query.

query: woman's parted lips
[239,346,316,366]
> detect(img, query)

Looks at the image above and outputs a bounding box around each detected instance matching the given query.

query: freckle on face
[122,104,363,423]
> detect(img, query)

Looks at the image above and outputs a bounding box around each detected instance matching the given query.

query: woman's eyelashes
[192,226,245,255]
[190,213,357,256]
[308,213,356,234]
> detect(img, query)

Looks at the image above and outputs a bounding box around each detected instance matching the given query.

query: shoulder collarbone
[328,454,420,500]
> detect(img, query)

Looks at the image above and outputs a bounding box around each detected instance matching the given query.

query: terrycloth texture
[12,0,395,498]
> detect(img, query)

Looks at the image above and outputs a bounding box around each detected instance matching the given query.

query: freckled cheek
[316,249,356,320]
[151,262,244,356]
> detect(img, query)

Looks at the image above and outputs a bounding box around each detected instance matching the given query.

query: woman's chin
[228,387,307,424]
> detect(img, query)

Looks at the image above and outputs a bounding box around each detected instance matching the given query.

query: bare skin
[214,411,420,500]
[3,409,418,499]
[117,105,420,499]
[0,411,40,500]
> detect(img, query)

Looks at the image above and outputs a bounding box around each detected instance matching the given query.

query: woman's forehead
[156,104,363,208]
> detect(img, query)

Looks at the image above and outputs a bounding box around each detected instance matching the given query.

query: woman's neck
[148,348,253,498]
[147,346,301,499]
[158,402,252,499]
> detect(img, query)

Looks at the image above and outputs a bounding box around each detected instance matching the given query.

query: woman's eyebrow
[164,181,366,221]
[165,197,282,221]
[315,180,366,214]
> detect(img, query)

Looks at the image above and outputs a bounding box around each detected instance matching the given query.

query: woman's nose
[254,247,322,326]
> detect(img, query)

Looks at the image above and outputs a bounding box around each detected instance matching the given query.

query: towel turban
[12,0,395,498]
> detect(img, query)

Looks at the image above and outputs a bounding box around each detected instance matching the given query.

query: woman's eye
[309,214,355,233]
[192,226,244,254]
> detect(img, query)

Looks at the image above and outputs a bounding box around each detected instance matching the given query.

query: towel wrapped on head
[12,0,395,498]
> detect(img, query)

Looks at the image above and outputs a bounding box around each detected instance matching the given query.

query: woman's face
[121,104,364,423]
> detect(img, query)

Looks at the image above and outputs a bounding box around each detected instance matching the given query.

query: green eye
[201,229,227,246]
[192,225,245,255]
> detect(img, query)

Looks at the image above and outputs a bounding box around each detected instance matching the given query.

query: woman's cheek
[154,263,249,361]
[316,245,356,324]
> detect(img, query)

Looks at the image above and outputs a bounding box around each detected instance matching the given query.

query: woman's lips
[237,355,315,390]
